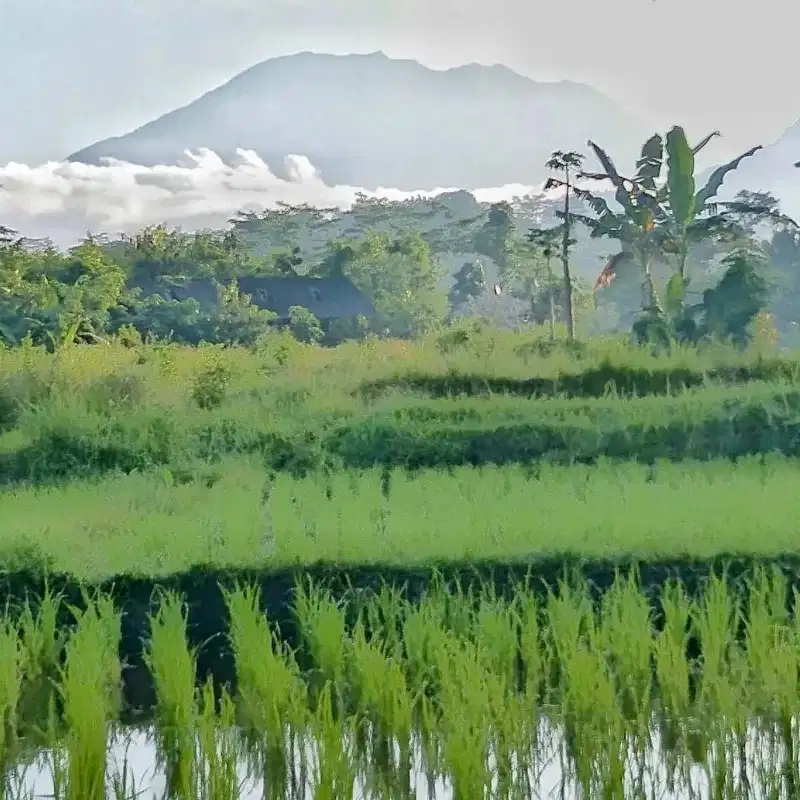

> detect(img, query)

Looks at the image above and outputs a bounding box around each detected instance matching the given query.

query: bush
[356,358,800,400]
[327,396,800,469]
[0,373,54,432]
[191,357,232,410]
[5,405,190,483]
[86,373,150,413]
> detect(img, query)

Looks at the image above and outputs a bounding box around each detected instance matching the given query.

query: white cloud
[1,148,797,248]
[0,148,554,247]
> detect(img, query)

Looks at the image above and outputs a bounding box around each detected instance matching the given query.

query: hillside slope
[68,51,649,191]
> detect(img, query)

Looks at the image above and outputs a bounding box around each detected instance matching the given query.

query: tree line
[0,125,798,350]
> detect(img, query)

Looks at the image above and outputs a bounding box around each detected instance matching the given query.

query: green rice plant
[348,619,414,798]
[401,592,447,701]
[435,636,493,800]
[744,567,800,798]
[195,680,242,800]
[13,557,800,798]
[293,579,349,712]
[653,579,693,791]
[512,583,544,792]
[558,636,627,800]
[0,619,22,799]
[471,587,520,797]
[689,573,749,800]
[10,457,800,575]
[16,585,64,739]
[596,569,654,796]
[358,583,405,661]
[309,681,357,800]
[544,572,594,705]
[224,583,306,800]
[57,594,122,800]
[395,587,453,794]
[471,586,518,694]
[144,591,197,800]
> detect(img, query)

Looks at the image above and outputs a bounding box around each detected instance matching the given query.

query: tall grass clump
[16,586,64,735]
[144,591,197,800]
[54,594,122,800]
[0,619,22,798]
[224,584,307,800]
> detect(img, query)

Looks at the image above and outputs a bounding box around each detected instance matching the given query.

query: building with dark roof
[130,274,373,323]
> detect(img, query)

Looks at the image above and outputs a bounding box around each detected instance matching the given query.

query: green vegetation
[2,124,800,795]
[1,572,800,797]
[2,456,800,580]
[1,128,798,350]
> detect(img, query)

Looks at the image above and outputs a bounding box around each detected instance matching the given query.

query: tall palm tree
[544,151,584,340]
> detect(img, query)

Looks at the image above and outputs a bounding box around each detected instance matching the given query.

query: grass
[0,332,799,485]
[2,456,800,579]
[3,329,800,796]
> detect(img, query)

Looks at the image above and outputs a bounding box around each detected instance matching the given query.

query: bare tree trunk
[562,169,575,340]
[547,256,557,340]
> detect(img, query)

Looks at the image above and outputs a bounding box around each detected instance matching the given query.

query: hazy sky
[2,0,798,165]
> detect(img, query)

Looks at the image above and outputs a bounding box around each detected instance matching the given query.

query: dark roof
[238,275,372,319]
[129,275,373,320]
[129,277,220,308]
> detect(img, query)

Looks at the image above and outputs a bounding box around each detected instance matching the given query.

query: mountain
[696,119,800,217]
[728,119,800,187]
[68,51,650,191]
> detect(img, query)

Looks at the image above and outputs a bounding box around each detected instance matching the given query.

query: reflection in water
[6,721,783,799]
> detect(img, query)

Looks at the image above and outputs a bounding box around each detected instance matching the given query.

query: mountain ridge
[68,51,651,190]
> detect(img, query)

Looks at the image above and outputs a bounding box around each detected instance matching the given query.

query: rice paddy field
[4,573,800,799]
[3,327,800,797]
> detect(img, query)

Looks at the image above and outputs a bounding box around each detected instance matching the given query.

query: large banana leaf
[694,146,762,213]
[665,126,696,228]
[691,131,721,155]
[585,140,637,216]
[564,209,626,241]
[570,186,615,219]
[634,135,663,191]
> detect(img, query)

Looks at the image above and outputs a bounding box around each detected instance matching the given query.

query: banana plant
[564,133,670,312]
[570,126,767,320]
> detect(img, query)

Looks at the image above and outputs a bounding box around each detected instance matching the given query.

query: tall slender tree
[544,151,584,340]
[527,226,564,340]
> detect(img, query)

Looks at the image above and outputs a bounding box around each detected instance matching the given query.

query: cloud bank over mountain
[0,148,558,247]
[1,141,798,250]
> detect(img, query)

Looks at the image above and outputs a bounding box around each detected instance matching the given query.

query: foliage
[9,566,800,799]
[1,137,793,350]
[190,352,233,410]
[323,231,447,338]
[699,247,771,347]
[287,306,324,344]
[1,333,799,487]
[573,126,790,347]
[448,261,486,314]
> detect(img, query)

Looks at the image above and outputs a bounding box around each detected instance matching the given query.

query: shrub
[191,357,232,410]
